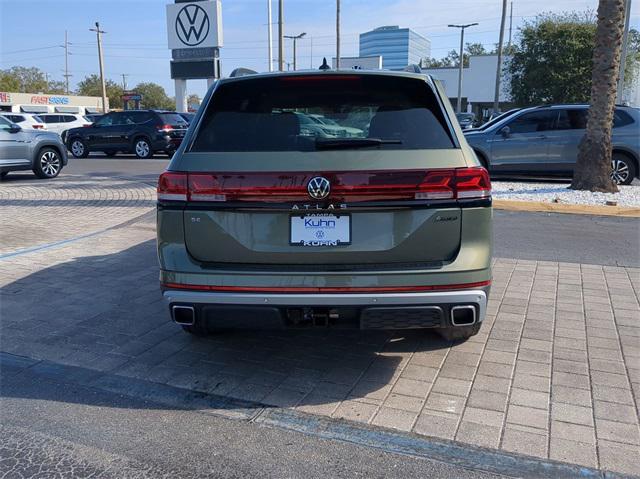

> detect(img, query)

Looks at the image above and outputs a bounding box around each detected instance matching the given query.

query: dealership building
[359,26,431,70]
[0,92,107,115]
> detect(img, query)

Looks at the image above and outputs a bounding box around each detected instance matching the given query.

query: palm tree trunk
[571,0,626,193]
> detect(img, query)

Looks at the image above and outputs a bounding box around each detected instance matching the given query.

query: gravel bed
[492,181,640,207]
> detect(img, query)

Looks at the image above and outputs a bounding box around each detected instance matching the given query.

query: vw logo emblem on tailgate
[175,4,210,46]
[307,177,331,200]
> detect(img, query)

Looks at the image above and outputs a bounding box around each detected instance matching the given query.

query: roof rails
[229,67,258,78]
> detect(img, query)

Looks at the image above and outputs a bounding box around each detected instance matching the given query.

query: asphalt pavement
[1,364,506,479]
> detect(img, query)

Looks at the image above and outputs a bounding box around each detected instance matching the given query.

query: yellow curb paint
[492,199,640,218]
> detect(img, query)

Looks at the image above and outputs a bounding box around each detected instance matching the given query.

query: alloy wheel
[135,140,150,158]
[611,158,629,185]
[71,140,84,157]
[40,151,61,177]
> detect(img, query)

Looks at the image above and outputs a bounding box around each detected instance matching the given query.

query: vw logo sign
[175,4,210,46]
[307,176,331,200]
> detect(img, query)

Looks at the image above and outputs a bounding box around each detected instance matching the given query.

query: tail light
[33,124,44,129]
[83,124,92,127]
[157,124,174,133]
[453,167,491,199]
[157,172,187,201]
[157,168,491,203]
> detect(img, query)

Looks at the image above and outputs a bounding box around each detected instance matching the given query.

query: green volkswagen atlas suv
[157,69,492,341]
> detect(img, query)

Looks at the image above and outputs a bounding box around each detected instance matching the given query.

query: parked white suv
[0,113,47,130]
[38,113,91,136]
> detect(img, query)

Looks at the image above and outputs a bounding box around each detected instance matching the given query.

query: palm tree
[571,0,626,193]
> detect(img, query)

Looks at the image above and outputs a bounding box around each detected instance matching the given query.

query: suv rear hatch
[160,73,489,268]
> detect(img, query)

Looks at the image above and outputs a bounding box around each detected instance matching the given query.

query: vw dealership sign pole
[167,0,223,112]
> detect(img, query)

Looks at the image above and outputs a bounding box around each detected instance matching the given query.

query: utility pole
[121,73,128,91]
[278,0,284,71]
[284,33,306,70]
[617,0,632,104]
[336,0,341,68]
[62,30,72,94]
[493,0,508,115]
[448,23,478,113]
[507,1,513,49]
[267,0,273,72]
[310,35,313,68]
[90,22,107,113]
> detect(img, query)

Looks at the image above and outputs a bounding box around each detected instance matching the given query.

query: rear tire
[438,323,481,342]
[611,153,636,185]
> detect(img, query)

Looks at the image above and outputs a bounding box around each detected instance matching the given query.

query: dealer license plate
[290,214,351,246]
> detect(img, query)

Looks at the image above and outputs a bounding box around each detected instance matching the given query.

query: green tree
[0,66,47,92]
[46,80,67,94]
[77,74,123,109]
[507,12,639,105]
[134,82,174,110]
[423,43,488,68]
[0,70,20,91]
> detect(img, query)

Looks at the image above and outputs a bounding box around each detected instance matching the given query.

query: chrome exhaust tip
[172,305,195,326]
[451,305,476,326]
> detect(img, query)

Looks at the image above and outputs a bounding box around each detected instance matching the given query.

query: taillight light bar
[157,168,491,203]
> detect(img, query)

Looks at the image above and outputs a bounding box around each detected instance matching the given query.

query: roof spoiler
[229,68,258,78]
[403,64,422,73]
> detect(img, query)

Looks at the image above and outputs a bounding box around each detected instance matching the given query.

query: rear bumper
[163,288,488,329]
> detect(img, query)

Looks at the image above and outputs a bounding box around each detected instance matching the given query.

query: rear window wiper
[314,137,402,150]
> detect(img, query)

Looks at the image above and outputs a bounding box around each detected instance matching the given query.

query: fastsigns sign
[166,1,223,49]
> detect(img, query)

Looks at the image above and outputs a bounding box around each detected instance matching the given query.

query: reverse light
[454,167,491,199]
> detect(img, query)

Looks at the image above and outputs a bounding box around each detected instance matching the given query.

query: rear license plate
[290,214,351,246]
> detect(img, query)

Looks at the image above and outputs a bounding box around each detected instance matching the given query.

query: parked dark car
[179,112,196,124]
[464,105,640,185]
[84,113,104,123]
[66,110,189,159]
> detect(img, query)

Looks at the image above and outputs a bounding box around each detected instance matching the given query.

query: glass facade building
[359,26,431,70]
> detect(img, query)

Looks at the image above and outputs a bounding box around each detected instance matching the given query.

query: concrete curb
[493,199,640,217]
[2,352,635,479]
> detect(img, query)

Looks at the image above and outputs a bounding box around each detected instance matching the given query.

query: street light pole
[336,0,341,68]
[617,0,632,103]
[89,22,107,113]
[267,0,273,72]
[493,0,508,115]
[448,23,478,113]
[284,33,306,70]
[278,0,284,71]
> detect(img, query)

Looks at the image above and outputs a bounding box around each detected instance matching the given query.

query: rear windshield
[159,113,189,126]
[191,75,455,152]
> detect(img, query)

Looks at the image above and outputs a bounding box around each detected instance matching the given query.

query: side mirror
[500,126,511,138]
[8,123,21,134]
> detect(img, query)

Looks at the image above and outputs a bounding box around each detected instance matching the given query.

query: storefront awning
[20,105,48,113]
[55,106,80,113]
[85,107,102,113]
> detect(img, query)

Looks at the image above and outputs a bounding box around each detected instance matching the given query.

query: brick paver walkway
[1,175,639,475]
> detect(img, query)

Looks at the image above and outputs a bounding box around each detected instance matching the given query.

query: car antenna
[319,57,331,70]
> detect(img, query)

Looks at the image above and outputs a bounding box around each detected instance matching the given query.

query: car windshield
[191,75,455,152]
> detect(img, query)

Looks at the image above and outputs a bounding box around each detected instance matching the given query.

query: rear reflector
[157,167,491,203]
[161,280,491,293]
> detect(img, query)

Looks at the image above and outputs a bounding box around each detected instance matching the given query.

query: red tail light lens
[455,167,491,199]
[157,172,187,201]
[157,124,174,133]
[33,124,44,129]
[157,168,491,203]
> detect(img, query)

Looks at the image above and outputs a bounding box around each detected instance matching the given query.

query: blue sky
[1,0,638,98]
